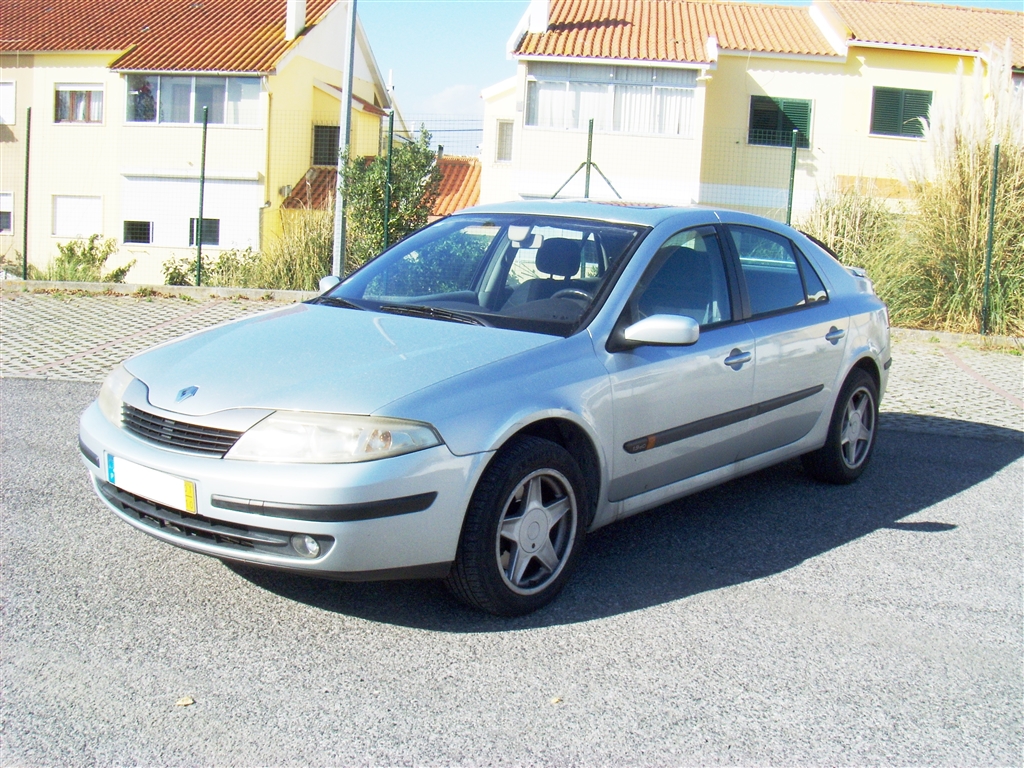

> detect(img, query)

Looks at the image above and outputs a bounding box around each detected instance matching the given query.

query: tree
[341,127,442,273]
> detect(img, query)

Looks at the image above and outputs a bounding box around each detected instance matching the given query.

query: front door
[600,226,756,502]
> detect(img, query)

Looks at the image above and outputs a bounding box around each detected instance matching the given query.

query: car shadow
[228,414,1023,631]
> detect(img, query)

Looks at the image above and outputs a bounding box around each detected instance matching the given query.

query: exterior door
[600,226,756,502]
[726,225,850,459]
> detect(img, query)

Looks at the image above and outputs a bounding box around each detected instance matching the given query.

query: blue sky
[358,0,1021,121]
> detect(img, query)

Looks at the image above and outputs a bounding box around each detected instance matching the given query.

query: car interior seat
[504,238,582,308]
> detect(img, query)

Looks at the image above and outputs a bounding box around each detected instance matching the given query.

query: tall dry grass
[804,44,1023,336]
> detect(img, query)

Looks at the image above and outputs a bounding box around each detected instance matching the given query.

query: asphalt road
[2,378,1021,766]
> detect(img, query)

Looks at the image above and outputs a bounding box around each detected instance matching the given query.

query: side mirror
[622,314,700,347]
[318,275,341,294]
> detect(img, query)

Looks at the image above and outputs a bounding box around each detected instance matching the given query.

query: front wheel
[446,436,587,616]
[802,368,879,484]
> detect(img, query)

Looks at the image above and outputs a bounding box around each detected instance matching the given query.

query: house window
[495,120,513,162]
[313,125,340,165]
[123,221,153,244]
[525,63,697,137]
[189,218,220,246]
[0,192,13,234]
[748,96,811,148]
[55,85,104,123]
[126,75,260,125]
[870,87,932,137]
[1012,72,1023,94]
[0,82,14,125]
[53,196,102,237]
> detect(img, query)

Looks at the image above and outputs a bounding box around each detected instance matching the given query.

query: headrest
[536,238,581,278]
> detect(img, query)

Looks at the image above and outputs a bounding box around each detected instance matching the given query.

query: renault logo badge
[175,386,199,402]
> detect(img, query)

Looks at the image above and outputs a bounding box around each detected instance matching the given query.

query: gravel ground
[1,290,1021,765]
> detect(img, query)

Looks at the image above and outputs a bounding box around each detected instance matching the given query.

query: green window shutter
[871,88,902,135]
[779,99,811,148]
[748,96,811,148]
[871,87,932,137]
[900,89,932,137]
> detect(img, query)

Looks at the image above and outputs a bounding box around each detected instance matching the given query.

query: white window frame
[52,195,103,238]
[524,63,697,138]
[125,74,261,126]
[54,83,105,124]
[0,82,14,125]
[495,120,514,162]
[0,192,13,234]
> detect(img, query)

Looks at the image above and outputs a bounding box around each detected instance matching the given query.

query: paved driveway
[1,290,1022,765]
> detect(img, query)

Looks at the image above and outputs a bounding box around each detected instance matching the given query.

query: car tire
[802,368,879,484]
[446,436,587,616]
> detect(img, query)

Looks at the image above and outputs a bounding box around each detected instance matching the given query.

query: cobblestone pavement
[2,291,1021,440]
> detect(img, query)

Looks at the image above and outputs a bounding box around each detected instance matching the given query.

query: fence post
[981,143,1000,335]
[786,128,798,226]
[383,109,394,250]
[21,107,31,279]
[584,118,594,199]
[195,106,209,287]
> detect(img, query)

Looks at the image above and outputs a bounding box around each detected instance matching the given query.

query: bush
[802,45,1023,337]
[43,236,135,283]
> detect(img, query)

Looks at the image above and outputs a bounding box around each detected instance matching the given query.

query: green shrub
[43,236,135,283]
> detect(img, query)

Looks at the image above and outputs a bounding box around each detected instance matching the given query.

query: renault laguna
[79,201,890,615]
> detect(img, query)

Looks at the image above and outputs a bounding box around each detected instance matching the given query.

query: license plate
[106,455,198,514]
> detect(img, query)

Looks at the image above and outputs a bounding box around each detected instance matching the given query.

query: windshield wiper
[378,303,488,326]
[313,296,365,310]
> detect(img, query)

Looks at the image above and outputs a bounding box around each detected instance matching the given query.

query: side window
[634,227,731,327]
[796,248,828,303]
[730,226,806,316]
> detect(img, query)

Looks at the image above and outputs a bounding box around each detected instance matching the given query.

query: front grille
[99,481,332,558]
[122,403,243,457]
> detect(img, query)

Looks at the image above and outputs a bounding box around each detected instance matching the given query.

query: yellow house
[481,0,1022,219]
[0,0,402,283]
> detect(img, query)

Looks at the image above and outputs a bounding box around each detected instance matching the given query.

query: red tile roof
[280,155,480,217]
[515,0,838,63]
[831,0,1023,68]
[433,156,481,217]
[0,0,336,73]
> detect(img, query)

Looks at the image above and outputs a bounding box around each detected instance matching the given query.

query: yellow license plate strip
[106,455,198,514]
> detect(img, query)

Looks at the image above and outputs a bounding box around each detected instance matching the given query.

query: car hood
[125,303,555,417]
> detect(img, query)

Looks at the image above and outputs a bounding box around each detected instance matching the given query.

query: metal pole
[21,107,30,279]
[982,143,1000,335]
[196,106,209,286]
[584,118,594,198]
[382,109,394,250]
[331,0,358,276]
[786,128,798,226]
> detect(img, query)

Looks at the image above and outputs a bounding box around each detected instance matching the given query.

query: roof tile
[0,0,336,73]
[516,0,838,62]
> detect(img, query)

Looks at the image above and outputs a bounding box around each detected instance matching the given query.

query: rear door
[725,225,849,459]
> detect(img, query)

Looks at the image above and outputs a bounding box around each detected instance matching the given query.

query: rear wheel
[802,368,878,484]
[446,436,587,616]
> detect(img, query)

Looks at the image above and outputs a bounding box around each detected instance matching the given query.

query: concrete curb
[1,279,315,303]
[890,326,1022,351]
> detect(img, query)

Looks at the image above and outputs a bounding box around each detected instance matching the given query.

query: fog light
[291,534,321,558]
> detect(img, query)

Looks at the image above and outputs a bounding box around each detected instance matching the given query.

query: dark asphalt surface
[2,378,1021,765]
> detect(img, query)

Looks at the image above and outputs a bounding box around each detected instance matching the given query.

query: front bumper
[79,402,489,578]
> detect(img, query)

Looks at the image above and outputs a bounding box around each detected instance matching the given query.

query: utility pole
[331,0,358,277]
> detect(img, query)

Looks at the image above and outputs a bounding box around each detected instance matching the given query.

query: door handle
[724,349,752,369]
[825,326,846,345]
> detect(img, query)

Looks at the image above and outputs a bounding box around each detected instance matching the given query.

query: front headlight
[225,412,442,464]
[98,363,135,426]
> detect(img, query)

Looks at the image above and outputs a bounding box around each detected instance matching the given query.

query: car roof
[453,199,721,228]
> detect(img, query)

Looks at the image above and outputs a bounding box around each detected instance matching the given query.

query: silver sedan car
[79,201,890,615]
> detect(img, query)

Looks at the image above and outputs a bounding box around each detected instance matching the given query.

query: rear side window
[730,226,805,316]
[796,248,828,303]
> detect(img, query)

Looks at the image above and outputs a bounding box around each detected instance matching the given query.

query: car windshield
[318,214,646,336]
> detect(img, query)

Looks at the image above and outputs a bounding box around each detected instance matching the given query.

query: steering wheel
[551,288,593,302]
